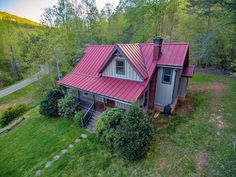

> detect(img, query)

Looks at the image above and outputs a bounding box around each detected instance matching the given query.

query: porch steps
[86,111,101,132]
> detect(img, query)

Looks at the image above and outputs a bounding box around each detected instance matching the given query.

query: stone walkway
[35,133,88,176]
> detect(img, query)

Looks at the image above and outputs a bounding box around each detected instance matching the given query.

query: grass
[0,72,235,176]
[0,107,87,177]
[0,11,42,26]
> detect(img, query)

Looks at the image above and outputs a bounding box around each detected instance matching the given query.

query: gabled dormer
[99,47,144,82]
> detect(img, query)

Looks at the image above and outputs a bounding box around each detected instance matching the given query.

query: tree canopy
[0,0,235,89]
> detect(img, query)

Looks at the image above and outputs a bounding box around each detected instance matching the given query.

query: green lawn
[0,72,235,177]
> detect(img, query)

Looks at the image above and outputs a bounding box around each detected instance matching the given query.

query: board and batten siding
[178,77,188,97]
[172,69,182,102]
[80,91,104,102]
[155,67,177,106]
[102,56,142,82]
[115,101,130,109]
[79,90,130,109]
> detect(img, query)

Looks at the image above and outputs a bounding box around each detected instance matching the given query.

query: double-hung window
[162,68,172,84]
[116,59,125,74]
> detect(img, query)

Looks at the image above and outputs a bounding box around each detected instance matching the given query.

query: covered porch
[76,90,131,113]
[72,89,131,131]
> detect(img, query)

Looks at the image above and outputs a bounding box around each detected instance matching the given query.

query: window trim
[162,68,172,84]
[116,59,125,75]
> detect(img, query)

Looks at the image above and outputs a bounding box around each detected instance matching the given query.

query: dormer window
[116,59,125,74]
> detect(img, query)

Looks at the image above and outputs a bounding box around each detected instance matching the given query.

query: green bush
[58,91,79,119]
[74,111,85,127]
[114,104,154,160]
[94,108,125,148]
[39,89,64,117]
[0,104,27,126]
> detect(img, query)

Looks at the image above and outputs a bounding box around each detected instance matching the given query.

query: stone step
[86,124,94,132]
[90,118,98,124]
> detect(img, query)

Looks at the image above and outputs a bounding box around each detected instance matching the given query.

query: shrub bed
[95,104,154,160]
[74,111,85,127]
[115,105,154,160]
[0,104,27,126]
[58,90,79,119]
[39,89,64,117]
[94,108,124,148]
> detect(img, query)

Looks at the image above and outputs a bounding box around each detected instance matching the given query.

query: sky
[0,0,119,23]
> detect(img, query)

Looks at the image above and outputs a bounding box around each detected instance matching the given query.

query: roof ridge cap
[118,43,140,45]
[88,44,115,47]
[139,42,189,45]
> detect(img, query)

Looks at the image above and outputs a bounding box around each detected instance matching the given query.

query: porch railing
[81,103,94,128]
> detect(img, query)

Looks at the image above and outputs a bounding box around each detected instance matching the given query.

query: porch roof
[58,73,146,102]
[182,65,195,77]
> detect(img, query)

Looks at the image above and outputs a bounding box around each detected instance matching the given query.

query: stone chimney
[153,36,163,60]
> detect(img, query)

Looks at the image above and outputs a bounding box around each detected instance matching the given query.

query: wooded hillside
[0,0,235,88]
[0,12,43,87]
[39,0,236,73]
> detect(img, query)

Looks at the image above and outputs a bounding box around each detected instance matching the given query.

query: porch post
[78,90,80,101]
[93,95,96,111]
[103,98,106,110]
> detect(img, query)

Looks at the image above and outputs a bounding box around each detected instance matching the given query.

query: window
[162,68,172,84]
[116,60,125,74]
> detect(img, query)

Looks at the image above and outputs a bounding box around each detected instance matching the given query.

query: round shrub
[0,104,27,126]
[39,89,64,117]
[114,104,154,160]
[94,108,125,148]
[58,92,79,119]
[74,111,85,127]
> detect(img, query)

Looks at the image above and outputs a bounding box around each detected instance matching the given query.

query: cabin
[58,37,195,129]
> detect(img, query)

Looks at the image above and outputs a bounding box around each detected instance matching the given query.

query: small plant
[58,89,79,118]
[74,111,85,127]
[0,104,27,126]
[39,89,64,117]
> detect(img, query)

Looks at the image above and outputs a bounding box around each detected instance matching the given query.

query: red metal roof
[118,44,148,79]
[59,73,146,102]
[182,65,195,77]
[58,42,190,102]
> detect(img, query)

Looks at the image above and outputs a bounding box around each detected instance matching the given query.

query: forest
[0,0,235,88]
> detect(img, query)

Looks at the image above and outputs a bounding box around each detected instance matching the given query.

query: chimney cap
[153,36,163,43]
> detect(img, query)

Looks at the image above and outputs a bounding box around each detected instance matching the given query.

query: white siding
[155,67,176,106]
[79,90,130,109]
[178,77,188,97]
[102,56,142,82]
[115,101,130,109]
[80,91,103,102]
[172,69,182,102]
